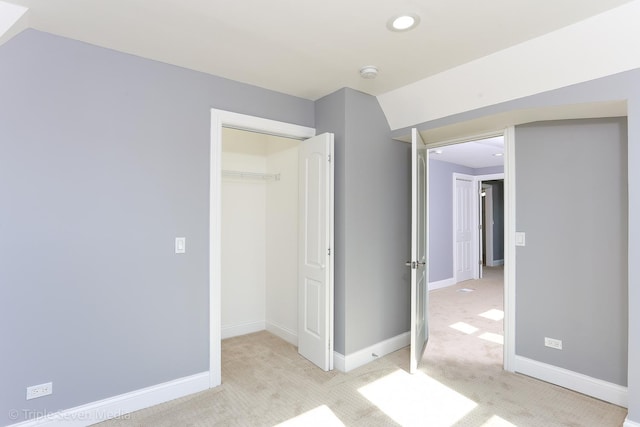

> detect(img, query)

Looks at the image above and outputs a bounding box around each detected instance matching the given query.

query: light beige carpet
[97,267,627,426]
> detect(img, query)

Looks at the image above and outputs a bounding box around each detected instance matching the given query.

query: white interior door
[409,128,428,374]
[454,176,474,282]
[298,132,334,371]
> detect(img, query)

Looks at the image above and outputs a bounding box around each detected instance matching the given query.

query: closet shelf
[222,169,280,181]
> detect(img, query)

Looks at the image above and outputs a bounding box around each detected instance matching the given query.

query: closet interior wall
[221,127,300,345]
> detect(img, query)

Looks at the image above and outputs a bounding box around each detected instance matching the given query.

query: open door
[298,132,334,371]
[409,128,428,373]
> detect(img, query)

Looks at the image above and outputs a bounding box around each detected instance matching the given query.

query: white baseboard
[9,372,209,427]
[624,417,640,427]
[221,320,265,339]
[333,352,346,372]
[514,356,627,407]
[487,259,504,267]
[266,321,297,346]
[335,332,410,372]
[429,277,455,291]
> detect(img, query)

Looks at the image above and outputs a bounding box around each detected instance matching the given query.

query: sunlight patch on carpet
[479,309,504,321]
[358,369,477,426]
[479,332,504,345]
[479,414,518,426]
[449,322,479,335]
[275,405,345,426]
[457,288,475,293]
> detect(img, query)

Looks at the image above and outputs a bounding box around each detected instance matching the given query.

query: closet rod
[222,169,281,181]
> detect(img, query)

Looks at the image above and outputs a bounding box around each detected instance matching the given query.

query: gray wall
[515,118,628,386]
[396,69,640,423]
[0,29,314,425]
[316,88,411,355]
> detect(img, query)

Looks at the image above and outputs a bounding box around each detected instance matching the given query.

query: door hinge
[328,154,332,162]
[328,247,331,256]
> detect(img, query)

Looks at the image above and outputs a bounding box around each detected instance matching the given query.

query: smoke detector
[359,65,379,79]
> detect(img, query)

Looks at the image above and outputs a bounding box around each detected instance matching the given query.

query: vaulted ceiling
[4,0,635,100]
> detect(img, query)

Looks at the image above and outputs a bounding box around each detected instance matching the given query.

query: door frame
[426,127,516,372]
[209,109,315,387]
[482,184,493,267]
[473,174,505,274]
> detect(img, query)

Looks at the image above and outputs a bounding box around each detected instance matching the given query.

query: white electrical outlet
[26,382,53,400]
[544,337,563,350]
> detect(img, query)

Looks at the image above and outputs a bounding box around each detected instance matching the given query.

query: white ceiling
[5,0,635,100]
[431,136,504,169]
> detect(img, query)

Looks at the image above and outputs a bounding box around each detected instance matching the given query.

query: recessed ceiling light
[431,149,443,154]
[493,153,504,157]
[387,14,420,32]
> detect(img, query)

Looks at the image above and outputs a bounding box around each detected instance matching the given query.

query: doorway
[425,129,515,372]
[210,110,335,387]
[220,127,300,344]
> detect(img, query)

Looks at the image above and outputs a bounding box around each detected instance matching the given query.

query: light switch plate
[175,237,186,254]
[515,232,526,246]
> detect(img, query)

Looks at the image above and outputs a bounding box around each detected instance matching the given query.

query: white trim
[425,130,506,148]
[428,277,456,291]
[214,110,316,140]
[487,259,504,267]
[624,418,640,427]
[210,109,316,388]
[221,321,266,339]
[266,321,298,346]
[503,126,516,373]
[475,172,505,278]
[333,352,346,372]
[483,184,493,268]
[8,373,209,427]
[515,356,628,407]
[337,332,411,372]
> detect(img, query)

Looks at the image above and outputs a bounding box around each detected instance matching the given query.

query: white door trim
[475,174,505,269]
[209,109,315,387]
[483,185,494,266]
[503,126,516,372]
[426,128,515,373]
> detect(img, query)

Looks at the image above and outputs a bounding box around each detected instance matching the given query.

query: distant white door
[298,132,334,371]
[455,176,474,283]
[409,128,428,374]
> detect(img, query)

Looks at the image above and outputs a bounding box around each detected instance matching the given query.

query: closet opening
[221,127,301,347]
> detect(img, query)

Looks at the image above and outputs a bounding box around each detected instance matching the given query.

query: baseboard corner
[429,277,456,291]
[265,321,297,346]
[333,351,346,372]
[341,332,410,372]
[514,355,627,407]
[221,321,266,339]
